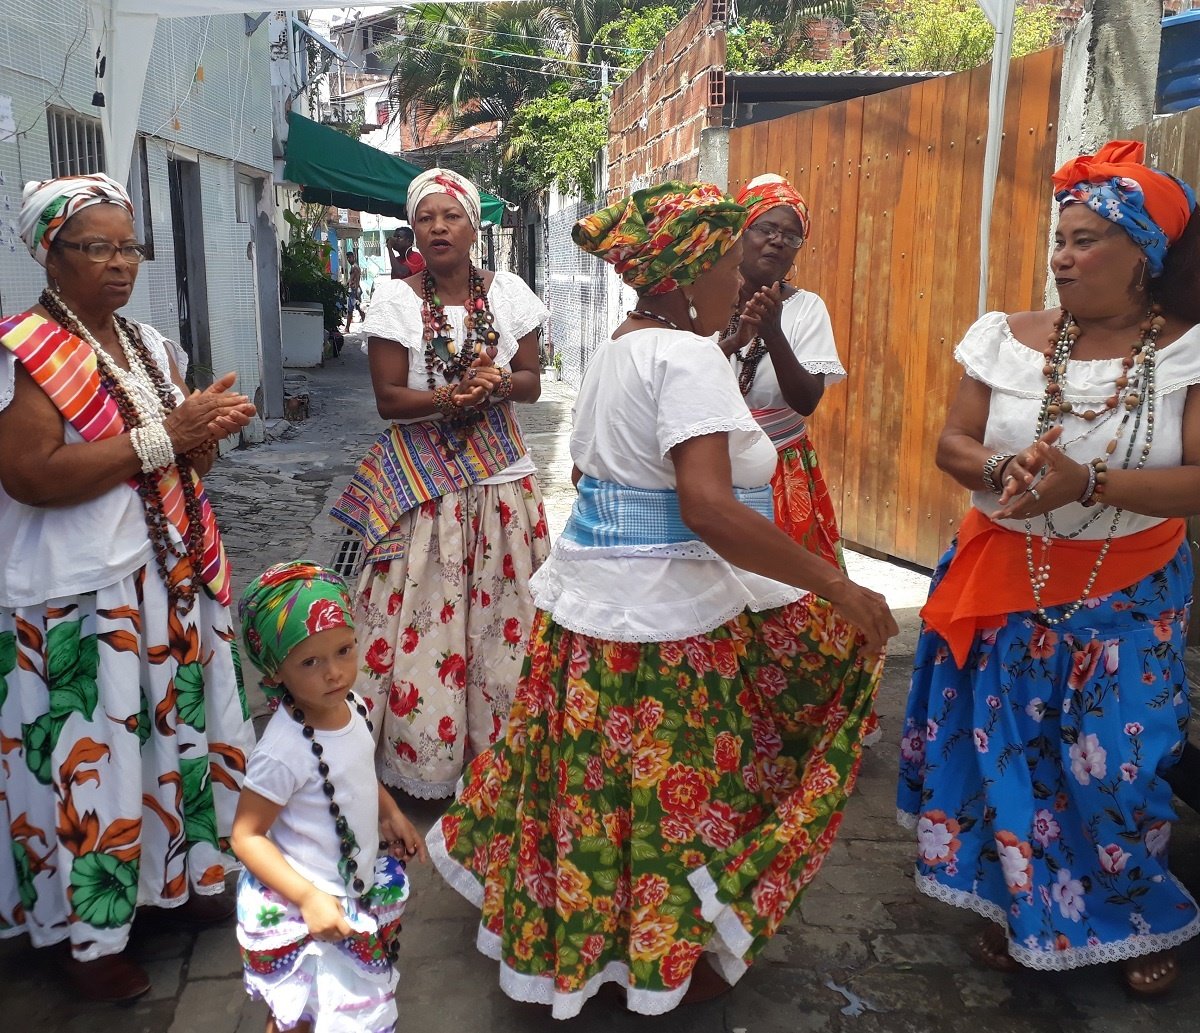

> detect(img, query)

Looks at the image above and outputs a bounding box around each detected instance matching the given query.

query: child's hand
[298,887,353,942]
[380,808,429,863]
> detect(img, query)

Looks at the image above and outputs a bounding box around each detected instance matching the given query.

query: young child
[233,562,427,1033]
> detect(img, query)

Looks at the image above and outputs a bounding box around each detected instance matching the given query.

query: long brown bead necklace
[1024,305,1162,623]
[40,288,207,613]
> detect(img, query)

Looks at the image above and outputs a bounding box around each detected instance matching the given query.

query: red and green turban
[572,181,746,296]
[239,561,355,692]
[735,173,811,242]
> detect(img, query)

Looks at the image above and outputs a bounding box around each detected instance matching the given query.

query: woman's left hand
[993,426,1090,519]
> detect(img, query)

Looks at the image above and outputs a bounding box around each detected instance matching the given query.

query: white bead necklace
[46,288,166,426]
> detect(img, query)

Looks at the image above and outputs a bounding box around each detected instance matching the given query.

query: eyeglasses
[746,223,804,249]
[54,239,148,263]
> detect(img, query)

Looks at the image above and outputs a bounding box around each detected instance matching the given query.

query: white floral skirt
[0,561,254,960]
[237,855,409,1033]
[352,475,550,798]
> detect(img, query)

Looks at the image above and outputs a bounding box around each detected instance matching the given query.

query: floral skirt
[429,598,883,1018]
[772,431,844,572]
[237,855,409,1033]
[897,538,1200,970]
[353,475,550,799]
[0,562,254,960]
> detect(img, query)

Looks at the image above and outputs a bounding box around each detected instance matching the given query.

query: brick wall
[605,1,728,199]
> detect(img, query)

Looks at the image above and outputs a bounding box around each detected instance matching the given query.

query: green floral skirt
[429,596,883,1018]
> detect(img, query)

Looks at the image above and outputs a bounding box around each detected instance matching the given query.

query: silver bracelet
[981,452,1014,494]
[1078,459,1099,507]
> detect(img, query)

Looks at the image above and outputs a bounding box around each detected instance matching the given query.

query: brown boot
[58,948,151,1003]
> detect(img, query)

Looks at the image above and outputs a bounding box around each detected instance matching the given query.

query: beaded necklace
[627,309,681,331]
[1024,305,1162,624]
[421,267,499,454]
[39,288,207,613]
[282,690,374,897]
[726,313,769,395]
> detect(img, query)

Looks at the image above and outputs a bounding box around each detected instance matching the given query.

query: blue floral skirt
[897,538,1200,970]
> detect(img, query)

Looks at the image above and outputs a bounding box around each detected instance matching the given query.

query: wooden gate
[727,47,1063,569]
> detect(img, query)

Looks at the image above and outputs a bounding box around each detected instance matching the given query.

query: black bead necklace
[283,690,374,897]
[727,313,768,395]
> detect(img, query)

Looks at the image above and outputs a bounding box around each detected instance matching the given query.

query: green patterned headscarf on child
[572,181,746,296]
[239,561,355,693]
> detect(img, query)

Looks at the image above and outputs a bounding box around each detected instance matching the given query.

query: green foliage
[785,0,1063,74]
[280,205,347,333]
[507,85,609,200]
[726,19,786,73]
[591,5,684,81]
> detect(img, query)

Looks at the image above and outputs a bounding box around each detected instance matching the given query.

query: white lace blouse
[734,289,846,411]
[360,271,548,485]
[961,311,1200,540]
[530,326,802,642]
[0,321,185,606]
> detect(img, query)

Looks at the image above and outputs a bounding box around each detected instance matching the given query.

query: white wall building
[0,2,283,429]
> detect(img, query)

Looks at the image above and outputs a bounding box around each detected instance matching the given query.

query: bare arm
[506,330,542,404]
[0,362,254,506]
[935,373,1007,493]
[671,433,897,651]
[367,338,445,420]
[231,788,352,940]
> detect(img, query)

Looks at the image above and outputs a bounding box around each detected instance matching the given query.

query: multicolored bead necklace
[40,288,207,613]
[1024,305,1162,623]
[283,690,374,896]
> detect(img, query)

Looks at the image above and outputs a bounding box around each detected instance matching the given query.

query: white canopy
[85,3,489,182]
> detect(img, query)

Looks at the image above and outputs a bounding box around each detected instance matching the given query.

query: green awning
[282,111,507,226]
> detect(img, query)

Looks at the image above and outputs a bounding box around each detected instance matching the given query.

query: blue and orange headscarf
[573,181,746,296]
[239,561,355,692]
[736,173,811,243]
[1052,140,1196,278]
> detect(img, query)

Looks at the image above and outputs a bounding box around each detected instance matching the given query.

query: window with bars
[47,108,105,177]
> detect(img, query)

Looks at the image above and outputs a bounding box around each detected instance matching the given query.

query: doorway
[167,157,212,387]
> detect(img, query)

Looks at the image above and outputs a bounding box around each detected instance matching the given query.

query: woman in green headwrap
[427,182,897,1017]
[233,561,426,1033]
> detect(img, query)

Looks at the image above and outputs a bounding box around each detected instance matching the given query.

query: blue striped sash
[561,475,774,549]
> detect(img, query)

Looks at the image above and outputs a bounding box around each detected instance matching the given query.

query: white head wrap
[406,168,482,230]
[19,173,134,267]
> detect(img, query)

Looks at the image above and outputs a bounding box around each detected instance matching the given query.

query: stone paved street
[4,340,1200,1032]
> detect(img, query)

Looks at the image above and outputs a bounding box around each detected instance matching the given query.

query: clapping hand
[992,426,1090,521]
[450,346,501,407]
[165,371,256,453]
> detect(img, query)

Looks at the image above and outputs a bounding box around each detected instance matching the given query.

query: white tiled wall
[0,3,274,409]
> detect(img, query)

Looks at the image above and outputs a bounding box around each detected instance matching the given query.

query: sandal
[974,925,1018,973]
[1122,951,1178,997]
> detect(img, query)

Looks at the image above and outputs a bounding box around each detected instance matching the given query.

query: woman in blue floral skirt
[898,141,1200,995]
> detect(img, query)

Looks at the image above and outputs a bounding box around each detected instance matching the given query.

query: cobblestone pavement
[5,340,1200,1032]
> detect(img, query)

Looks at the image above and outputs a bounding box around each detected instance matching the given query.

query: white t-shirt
[734,289,846,411]
[961,311,1200,539]
[0,321,184,606]
[243,696,380,900]
[529,326,802,642]
[360,270,548,484]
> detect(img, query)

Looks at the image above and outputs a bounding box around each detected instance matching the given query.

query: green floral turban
[239,561,355,692]
[572,181,746,296]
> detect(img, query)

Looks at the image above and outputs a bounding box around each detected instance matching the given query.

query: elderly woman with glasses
[720,174,847,571]
[0,174,257,1002]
